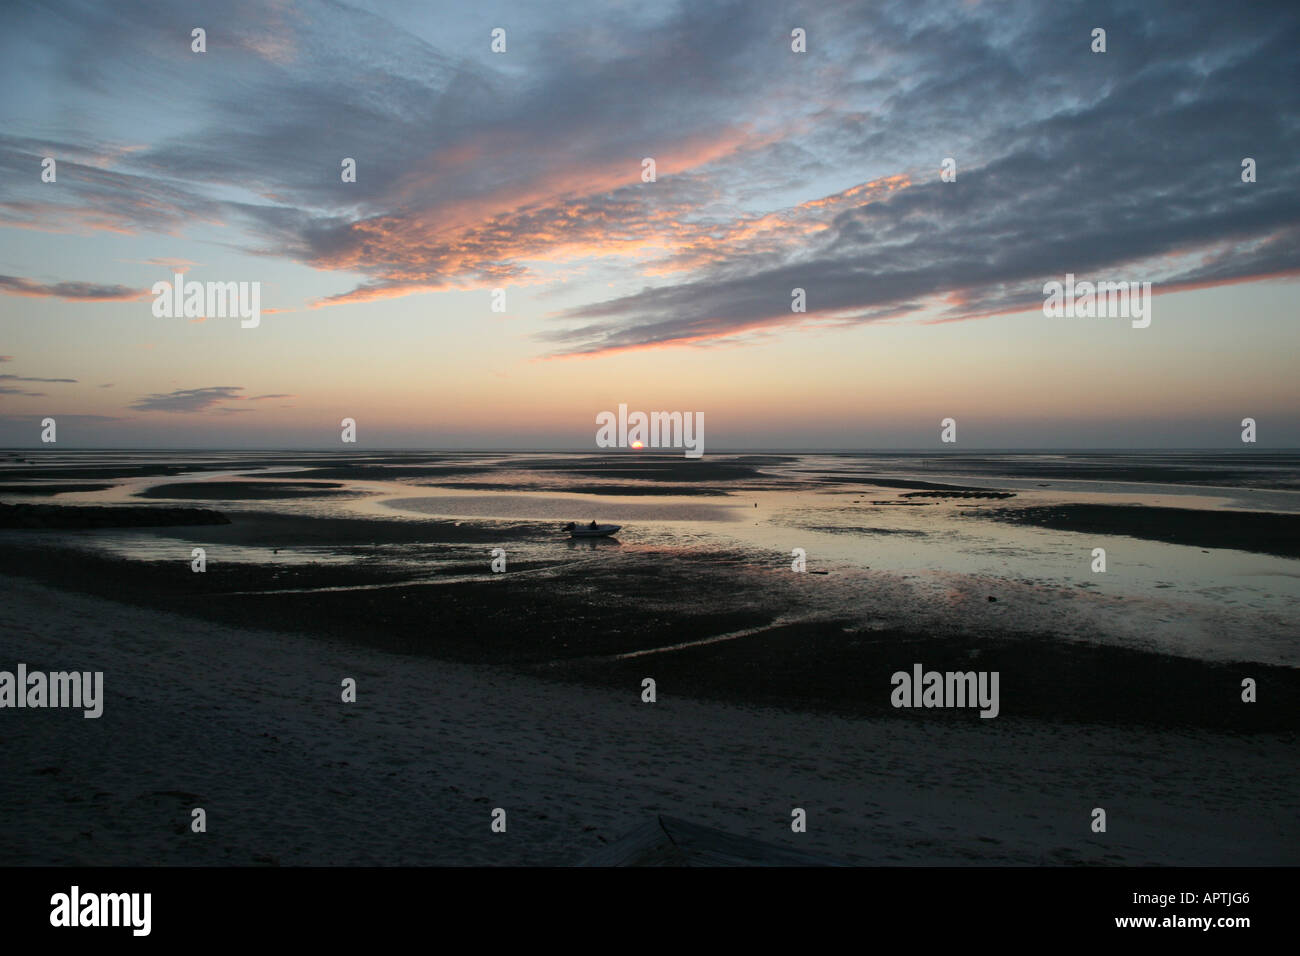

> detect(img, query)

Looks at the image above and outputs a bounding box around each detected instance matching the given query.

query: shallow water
[5,449,1298,665]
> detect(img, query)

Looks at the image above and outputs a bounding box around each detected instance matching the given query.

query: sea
[3,449,1298,667]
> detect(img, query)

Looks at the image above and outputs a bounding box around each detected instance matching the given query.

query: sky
[0,0,1297,450]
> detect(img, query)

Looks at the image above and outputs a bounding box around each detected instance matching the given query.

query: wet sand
[136,481,360,500]
[1,572,1295,867]
[816,453,1300,491]
[0,515,1295,731]
[419,481,731,496]
[988,504,1300,559]
[2,454,1297,867]
[0,503,230,529]
[0,483,116,496]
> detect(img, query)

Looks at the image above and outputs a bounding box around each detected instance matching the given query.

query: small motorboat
[564,521,621,538]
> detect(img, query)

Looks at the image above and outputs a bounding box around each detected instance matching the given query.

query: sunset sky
[1,0,1297,449]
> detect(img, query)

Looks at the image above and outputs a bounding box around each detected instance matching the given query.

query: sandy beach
[2,573,1295,867]
[2,450,1297,867]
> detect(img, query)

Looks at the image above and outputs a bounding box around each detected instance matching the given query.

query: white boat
[564,522,621,538]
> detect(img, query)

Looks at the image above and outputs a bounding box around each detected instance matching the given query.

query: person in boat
[589,520,599,529]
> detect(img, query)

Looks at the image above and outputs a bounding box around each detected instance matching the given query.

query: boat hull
[568,524,621,538]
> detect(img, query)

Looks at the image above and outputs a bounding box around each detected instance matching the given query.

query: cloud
[0,413,125,424]
[127,386,293,414]
[0,370,76,397]
[0,0,826,308]
[140,257,197,273]
[0,274,143,301]
[1,0,1296,358]
[129,386,248,413]
[537,2,1300,354]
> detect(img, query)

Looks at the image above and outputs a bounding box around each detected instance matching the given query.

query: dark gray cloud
[2,0,1297,353]
[1,0,839,299]
[543,1,1300,353]
[0,374,78,383]
[130,386,248,413]
[0,274,142,301]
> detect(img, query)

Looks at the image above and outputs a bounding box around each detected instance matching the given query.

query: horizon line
[4,446,1299,455]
